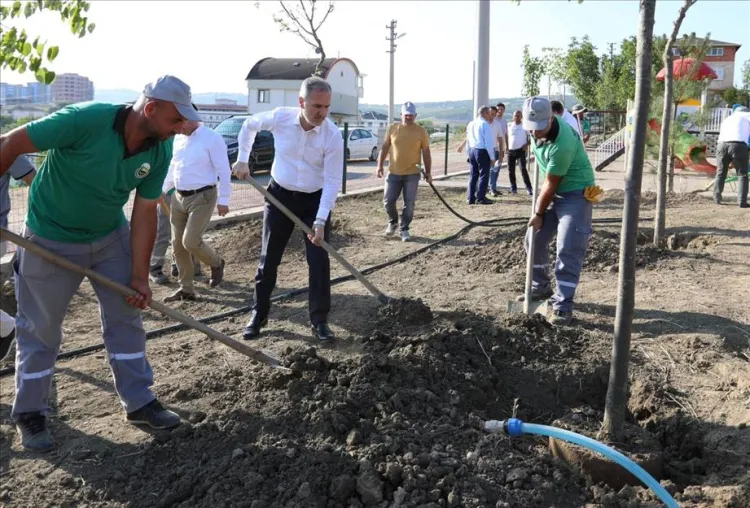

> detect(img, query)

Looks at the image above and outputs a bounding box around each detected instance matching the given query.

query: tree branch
[315,2,334,32]
[279,1,315,38]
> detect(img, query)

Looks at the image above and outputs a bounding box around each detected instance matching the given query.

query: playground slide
[647,119,717,177]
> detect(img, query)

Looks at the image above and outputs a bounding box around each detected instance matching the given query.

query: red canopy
[656,58,717,81]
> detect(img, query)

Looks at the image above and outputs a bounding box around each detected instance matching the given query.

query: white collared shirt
[491,119,505,148]
[162,125,232,206]
[718,112,750,143]
[238,107,344,221]
[559,110,582,137]
[466,117,496,152]
[508,122,528,150]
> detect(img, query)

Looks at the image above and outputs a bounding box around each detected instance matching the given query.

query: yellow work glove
[584,185,604,203]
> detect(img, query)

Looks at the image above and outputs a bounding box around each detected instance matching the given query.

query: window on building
[710,66,724,81]
[671,48,680,56]
[706,47,724,57]
[257,89,270,103]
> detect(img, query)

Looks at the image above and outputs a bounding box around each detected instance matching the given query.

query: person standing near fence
[376,101,432,242]
[0,155,36,361]
[161,106,230,302]
[0,75,198,452]
[520,97,596,327]
[571,104,591,144]
[232,77,344,342]
[464,106,496,205]
[489,103,508,197]
[714,106,749,208]
[507,110,533,195]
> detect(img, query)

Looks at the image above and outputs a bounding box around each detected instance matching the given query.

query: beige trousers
[170,188,221,293]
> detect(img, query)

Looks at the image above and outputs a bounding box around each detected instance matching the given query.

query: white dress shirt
[491,119,505,149]
[717,112,750,143]
[238,107,344,221]
[162,125,232,206]
[508,122,529,151]
[560,110,582,137]
[466,118,496,152]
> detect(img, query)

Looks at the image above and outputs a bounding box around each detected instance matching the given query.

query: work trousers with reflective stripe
[524,191,593,313]
[12,225,155,418]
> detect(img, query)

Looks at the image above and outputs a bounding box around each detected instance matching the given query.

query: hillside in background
[361,96,579,123]
[95,89,247,105]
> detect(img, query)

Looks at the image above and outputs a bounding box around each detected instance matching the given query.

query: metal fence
[3,122,474,255]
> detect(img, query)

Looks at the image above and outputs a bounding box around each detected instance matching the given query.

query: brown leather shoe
[163,290,197,303]
[209,259,225,288]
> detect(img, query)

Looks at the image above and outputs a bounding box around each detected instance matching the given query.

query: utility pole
[386,20,405,124]
[473,0,490,116]
[608,42,616,63]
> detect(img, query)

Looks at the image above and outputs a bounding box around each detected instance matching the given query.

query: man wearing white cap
[0,74,198,451]
[377,101,432,242]
[519,96,596,326]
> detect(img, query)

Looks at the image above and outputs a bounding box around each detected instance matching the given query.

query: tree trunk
[654,0,695,247]
[600,0,656,443]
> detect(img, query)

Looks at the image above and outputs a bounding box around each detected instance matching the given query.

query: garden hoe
[506,153,549,317]
[244,176,392,305]
[0,228,291,373]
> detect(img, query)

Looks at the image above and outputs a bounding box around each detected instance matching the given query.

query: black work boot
[738,176,749,208]
[126,399,181,429]
[16,412,54,452]
[243,311,268,340]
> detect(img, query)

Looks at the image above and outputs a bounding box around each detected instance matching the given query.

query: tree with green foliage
[0,0,95,84]
[541,47,568,103]
[566,36,600,108]
[742,59,750,92]
[720,87,750,107]
[521,45,543,97]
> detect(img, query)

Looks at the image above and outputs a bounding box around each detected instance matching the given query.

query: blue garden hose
[485,418,679,508]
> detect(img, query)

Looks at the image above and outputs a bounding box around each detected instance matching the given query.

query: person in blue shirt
[463,106,497,205]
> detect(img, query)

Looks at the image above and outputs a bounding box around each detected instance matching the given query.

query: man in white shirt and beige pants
[232,77,344,342]
[162,105,231,302]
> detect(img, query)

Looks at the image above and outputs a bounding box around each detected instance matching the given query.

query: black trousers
[253,180,331,325]
[508,148,532,191]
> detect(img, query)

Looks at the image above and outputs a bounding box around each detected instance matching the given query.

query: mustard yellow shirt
[386,122,429,175]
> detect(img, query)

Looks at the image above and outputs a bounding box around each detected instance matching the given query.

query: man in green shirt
[520,97,596,326]
[0,75,199,452]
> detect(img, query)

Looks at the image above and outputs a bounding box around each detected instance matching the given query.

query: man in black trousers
[231,77,344,341]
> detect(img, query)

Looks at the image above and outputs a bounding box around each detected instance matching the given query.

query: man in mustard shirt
[377,102,432,242]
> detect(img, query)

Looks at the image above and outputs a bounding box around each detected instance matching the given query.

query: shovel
[506,151,549,316]
[0,227,290,372]
[243,176,391,305]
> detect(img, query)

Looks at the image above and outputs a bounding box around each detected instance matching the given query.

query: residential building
[360,110,390,131]
[672,38,742,92]
[195,101,248,128]
[246,57,364,125]
[50,73,94,103]
[0,81,51,105]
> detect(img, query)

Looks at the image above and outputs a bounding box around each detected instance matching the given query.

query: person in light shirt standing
[714,106,749,208]
[377,101,432,242]
[551,101,582,139]
[463,106,496,205]
[489,103,508,197]
[232,77,344,342]
[161,104,230,302]
[507,110,533,195]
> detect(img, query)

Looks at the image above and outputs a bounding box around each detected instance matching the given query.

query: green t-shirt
[25,102,173,243]
[532,117,595,194]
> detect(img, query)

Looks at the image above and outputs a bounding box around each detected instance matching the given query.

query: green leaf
[17,59,26,73]
[11,1,22,17]
[34,68,47,83]
[24,1,35,17]
[87,22,95,33]
[47,45,59,61]
[21,41,31,55]
[44,70,56,84]
[35,40,45,55]
[30,56,41,71]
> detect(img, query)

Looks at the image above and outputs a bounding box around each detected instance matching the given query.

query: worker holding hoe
[519,97,600,326]
[0,75,198,452]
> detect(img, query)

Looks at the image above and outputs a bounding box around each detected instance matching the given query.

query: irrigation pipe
[485,418,679,508]
[0,188,648,376]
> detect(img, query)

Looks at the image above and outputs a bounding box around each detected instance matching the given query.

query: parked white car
[340,127,380,161]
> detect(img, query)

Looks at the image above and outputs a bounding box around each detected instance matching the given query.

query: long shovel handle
[524,150,540,315]
[244,177,390,304]
[0,228,289,371]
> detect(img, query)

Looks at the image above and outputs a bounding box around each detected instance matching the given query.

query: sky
[2,0,749,104]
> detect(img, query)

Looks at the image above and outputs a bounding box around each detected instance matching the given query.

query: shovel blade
[506,298,549,316]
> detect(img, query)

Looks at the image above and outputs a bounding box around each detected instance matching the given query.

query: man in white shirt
[714,105,749,208]
[507,110,533,195]
[489,102,509,196]
[551,101,582,139]
[162,105,231,302]
[460,106,497,205]
[232,77,344,342]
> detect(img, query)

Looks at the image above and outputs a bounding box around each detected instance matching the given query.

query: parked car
[340,127,379,161]
[214,115,274,174]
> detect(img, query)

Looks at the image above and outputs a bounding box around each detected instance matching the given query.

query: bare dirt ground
[1,183,749,508]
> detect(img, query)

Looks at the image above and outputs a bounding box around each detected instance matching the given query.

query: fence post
[444,124,449,176]
[342,123,348,194]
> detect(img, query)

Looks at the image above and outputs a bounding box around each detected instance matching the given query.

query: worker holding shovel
[0,75,199,452]
[519,97,599,326]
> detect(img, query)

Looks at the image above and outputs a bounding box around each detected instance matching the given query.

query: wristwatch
[314,218,326,228]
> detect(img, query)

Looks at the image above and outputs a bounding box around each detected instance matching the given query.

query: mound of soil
[376,298,434,328]
[602,190,710,209]
[21,312,617,508]
[666,232,721,251]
